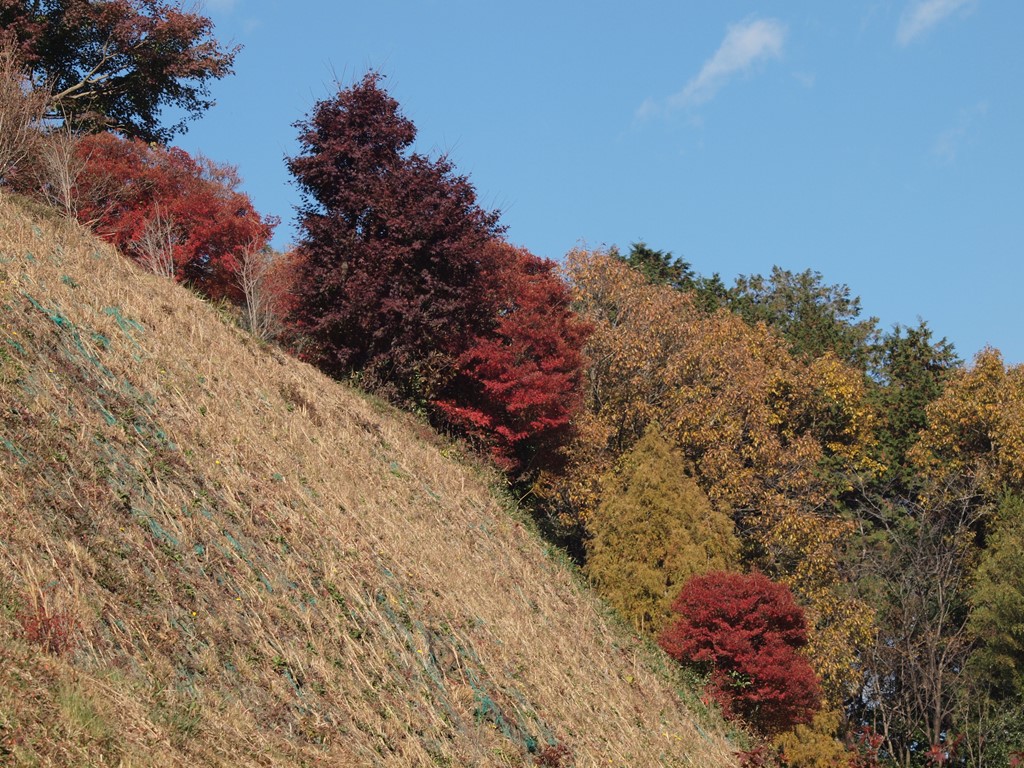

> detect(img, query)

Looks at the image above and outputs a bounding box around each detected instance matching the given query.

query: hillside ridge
[0,192,738,767]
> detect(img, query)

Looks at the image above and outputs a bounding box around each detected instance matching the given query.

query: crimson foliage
[287,72,503,403]
[74,131,274,300]
[0,0,237,142]
[659,571,821,735]
[432,241,590,475]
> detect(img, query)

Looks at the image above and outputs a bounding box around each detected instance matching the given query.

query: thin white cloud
[897,0,976,45]
[792,71,816,89]
[932,101,987,161]
[670,18,786,109]
[635,97,660,121]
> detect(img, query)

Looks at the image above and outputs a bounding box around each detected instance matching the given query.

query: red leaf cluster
[433,241,590,475]
[659,571,822,735]
[845,726,885,768]
[73,132,274,300]
[17,605,78,655]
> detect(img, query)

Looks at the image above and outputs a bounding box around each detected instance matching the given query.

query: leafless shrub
[0,37,47,184]
[31,121,87,218]
[132,207,181,278]
[237,240,288,341]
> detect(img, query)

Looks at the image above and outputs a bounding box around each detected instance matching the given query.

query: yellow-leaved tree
[911,347,1024,499]
[549,248,878,706]
[774,708,849,768]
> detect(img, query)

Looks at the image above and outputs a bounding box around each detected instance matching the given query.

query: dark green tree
[614,241,727,311]
[868,321,960,495]
[0,0,237,142]
[616,241,693,290]
[969,493,1024,696]
[960,494,1024,766]
[728,266,879,367]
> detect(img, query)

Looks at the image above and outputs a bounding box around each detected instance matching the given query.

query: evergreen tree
[952,493,1024,766]
[868,320,959,495]
[616,241,693,290]
[614,240,727,311]
[584,426,739,634]
[728,266,879,367]
[969,493,1024,698]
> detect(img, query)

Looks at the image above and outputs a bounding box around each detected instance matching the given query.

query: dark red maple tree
[287,72,504,403]
[0,0,238,142]
[659,571,822,735]
[432,240,590,475]
[73,131,274,300]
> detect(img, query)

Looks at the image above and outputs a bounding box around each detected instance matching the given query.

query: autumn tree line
[2,3,1023,766]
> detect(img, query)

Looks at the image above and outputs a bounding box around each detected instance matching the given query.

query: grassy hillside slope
[0,192,737,767]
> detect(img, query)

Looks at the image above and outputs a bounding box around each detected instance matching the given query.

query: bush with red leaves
[432,240,590,476]
[534,742,573,767]
[17,605,78,655]
[659,571,822,735]
[846,726,885,768]
[73,132,274,301]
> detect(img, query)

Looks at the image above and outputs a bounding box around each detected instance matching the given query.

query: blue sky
[176,1,1023,364]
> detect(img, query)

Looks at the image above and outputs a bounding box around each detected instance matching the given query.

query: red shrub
[659,571,821,735]
[17,605,78,655]
[432,241,590,475]
[845,726,885,768]
[534,742,573,767]
[73,132,275,301]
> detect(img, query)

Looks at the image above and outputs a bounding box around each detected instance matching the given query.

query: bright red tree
[659,571,822,735]
[73,131,274,300]
[287,72,503,403]
[432,241,590,475]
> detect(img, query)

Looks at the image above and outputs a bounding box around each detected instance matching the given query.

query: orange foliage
[557,248,877,526]
[911,347,1024,498]
[554,248,878,704]
[73,132,275,302]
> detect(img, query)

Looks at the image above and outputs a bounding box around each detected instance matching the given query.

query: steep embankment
[0,192,737,767]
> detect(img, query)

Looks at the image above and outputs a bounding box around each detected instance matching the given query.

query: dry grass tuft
[0,190,739,766]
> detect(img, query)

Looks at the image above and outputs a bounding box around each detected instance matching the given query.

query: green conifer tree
[584,426,739,634]
[962,494,1024,764]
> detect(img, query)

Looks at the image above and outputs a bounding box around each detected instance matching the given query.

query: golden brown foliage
[558,249,878,525]
[774,708,848,768]
[911,347,1024,498]
[557,248,878,706]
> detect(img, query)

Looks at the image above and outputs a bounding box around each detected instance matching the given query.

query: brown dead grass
[0,190,739,767]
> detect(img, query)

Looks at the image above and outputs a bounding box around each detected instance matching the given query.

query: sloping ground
[0,192,738,767]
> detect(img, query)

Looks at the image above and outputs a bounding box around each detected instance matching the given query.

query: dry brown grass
[0,190,739,767]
